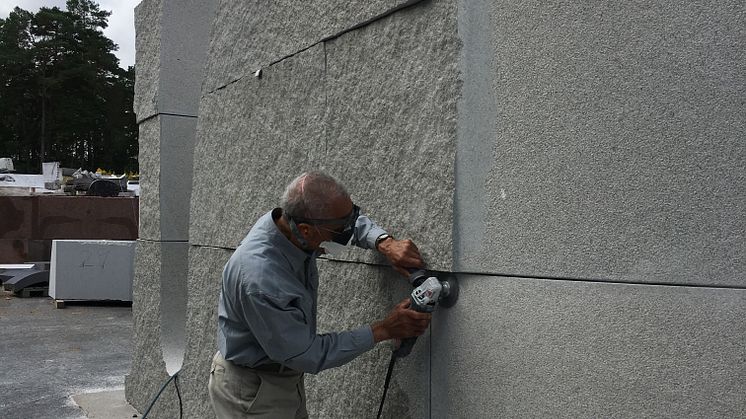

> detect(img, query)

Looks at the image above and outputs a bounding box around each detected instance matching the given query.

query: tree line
[0,0,137,174]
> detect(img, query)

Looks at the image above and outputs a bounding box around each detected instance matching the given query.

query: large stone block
[320,0,459,271]
[138,115,198,242]
[455,0,746,287]
[178,245,231,419]
[203,0,423,92]
[191,1,460,272]
[126,240,183,417]
[306,259,429,418]
[431,274,746,418]
[190,44,327,248]
[157,0,216,117]
[133,0,162,121]
[134,0,215,121]
[49,240,135,301]
[137,118,161,240]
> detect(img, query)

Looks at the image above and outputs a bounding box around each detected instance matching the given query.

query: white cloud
[1,0,139,69]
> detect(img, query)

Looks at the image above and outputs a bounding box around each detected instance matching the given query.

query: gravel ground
[0,290,133,419]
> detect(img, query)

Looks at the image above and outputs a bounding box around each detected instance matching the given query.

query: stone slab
[133,0,162,121]
[203,0,423,92]
[49,240,135,301]
[72,389,139,419]
[157,0,216,117]
[159,115,198,241]
[192,1,460,272]
[137,117,161,241]
[178,245,231,419]
[431,274,746,418]
[134,0,214,121]
[125,239,187,417]
[306,259,429,418]
[455,0,746,287]
[190,44,327,248]
[138,115,198,242]
[321,0,459,272]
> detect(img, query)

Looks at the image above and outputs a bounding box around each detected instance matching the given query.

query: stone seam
[204,0,429,95]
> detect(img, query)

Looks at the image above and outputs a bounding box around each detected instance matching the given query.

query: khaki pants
[208,351,308,418]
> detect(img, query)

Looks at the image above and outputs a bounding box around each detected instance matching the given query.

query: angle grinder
[393,268,459,358]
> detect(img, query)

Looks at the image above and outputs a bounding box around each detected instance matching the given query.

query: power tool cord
[376,353,398,419]
[141,369,183,419]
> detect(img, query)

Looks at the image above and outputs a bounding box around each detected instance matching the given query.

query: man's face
[299,195,355,250]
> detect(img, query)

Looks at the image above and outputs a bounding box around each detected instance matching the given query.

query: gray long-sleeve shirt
[217,208,387,374]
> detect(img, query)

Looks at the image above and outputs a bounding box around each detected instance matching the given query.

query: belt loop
[279,364,286,373]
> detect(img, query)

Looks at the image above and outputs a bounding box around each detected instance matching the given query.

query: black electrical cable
[141,369,183,419]
[376,353,398,419]
[174,373,183,419]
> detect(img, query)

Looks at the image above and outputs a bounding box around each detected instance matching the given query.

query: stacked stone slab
[129,0,745,417]
[126,0,216,416]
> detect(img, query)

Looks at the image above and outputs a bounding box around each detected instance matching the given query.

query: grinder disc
[439,275,459,308]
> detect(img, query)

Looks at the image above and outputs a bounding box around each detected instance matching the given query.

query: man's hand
[371,298,432,343]
[377,238,424,277]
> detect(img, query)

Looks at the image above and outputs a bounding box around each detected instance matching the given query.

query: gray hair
[281,171,349,219]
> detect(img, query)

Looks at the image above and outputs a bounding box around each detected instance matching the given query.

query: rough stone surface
[133,0,162,122]
[321,0,459,271]
[158,0,216,117]
[455,0,746,287]
[125,240,179,418]
[432,274,746,418]
[137,117,161,241]
[134,0,214,121]
[203,0,422,92]
[306,259,429,418]
[191,0,460,273]
[190,44,328,248]
[178,245,231,419]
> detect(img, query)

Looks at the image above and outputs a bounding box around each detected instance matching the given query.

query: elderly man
[208,171,432,418]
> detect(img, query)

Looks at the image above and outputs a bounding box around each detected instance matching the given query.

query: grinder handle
[393,293,420,358]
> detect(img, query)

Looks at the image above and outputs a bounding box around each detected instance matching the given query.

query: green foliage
[0,0,137,174]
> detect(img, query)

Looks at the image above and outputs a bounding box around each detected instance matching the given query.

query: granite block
[159,241,190,375]
[193,0,460,264]
[49,240,135,301]
[203,0,423,92]
[157,0,216,116]
[306,259,429,418]
[179,245,231,419]
[159,115,198,241]
[455,0,746,287]
[133,0,162,122]
[190,44,327,248]
[138,115,197,242]
[431,274,746,418]
[125,240,179,418]
[137,117,161,241]
[321,0,460,272]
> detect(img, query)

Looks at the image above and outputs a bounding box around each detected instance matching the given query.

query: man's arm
[242,292,374,374]
[353,215,424,277]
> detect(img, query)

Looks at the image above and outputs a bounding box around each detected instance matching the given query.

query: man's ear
[297,223,312,238]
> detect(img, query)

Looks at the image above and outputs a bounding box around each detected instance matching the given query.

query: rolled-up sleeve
[353,215,387,249]
[243,292,375,374]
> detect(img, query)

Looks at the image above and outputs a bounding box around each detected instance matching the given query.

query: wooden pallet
[14,286,48,298]
[52,299,132,309]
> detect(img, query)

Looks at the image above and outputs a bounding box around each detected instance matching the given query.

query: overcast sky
[1,0,140,69]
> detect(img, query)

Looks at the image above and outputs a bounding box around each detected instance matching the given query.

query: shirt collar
[263,208,316,272]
